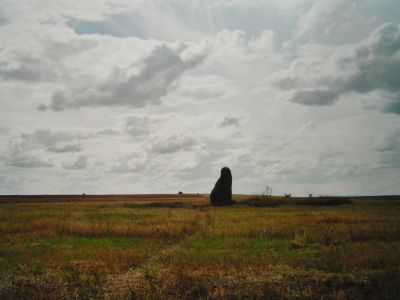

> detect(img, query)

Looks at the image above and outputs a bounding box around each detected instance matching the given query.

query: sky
[1,0,400,196]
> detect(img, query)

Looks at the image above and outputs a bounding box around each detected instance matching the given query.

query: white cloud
[150,134,195,154]
[0,129,90,172]
[176,75,230,101]
[7,154,53,169]
[42,43,206,111]
[0,0,399,195]
[220,115,241,128]
[124,115,152,137]
[3,140,53,169]
[47,144,82,153]
[20,129,85,153]
[292,0,374,45]
[0,33,98,84]
[274,23,400,114]
[110,152,149,173]
[63,155,88,170]
[376,127,400,168]
[289,89,339,106]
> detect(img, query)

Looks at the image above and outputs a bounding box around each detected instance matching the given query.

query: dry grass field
[0,194,399,299]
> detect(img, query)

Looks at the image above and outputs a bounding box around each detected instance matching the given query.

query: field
[0,194,399,299]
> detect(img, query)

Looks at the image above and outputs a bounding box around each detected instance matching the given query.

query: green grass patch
[169,237,310,268]
[28,236,143,251]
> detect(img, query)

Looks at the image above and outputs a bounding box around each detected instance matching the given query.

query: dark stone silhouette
[210,167,232,206]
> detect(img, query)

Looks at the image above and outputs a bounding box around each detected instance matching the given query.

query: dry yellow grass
[0,196,399,299]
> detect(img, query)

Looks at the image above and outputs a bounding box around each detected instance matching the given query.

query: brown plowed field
[0,193,206,203]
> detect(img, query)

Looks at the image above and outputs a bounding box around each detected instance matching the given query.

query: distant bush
[237,196,351,207]
[295,197,351,206]
[236,197,286,207]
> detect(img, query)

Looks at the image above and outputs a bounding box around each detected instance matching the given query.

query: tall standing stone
[210,167,232,206]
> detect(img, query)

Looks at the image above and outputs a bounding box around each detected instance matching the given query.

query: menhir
[210,167,232,206]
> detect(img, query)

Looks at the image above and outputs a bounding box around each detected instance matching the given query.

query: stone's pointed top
[210,167,232,206]
[221,166,231,176]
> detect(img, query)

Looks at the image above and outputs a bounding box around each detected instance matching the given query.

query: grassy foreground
[0,195,399,299]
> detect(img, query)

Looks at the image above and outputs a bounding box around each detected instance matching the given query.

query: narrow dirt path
[103,208,210,299]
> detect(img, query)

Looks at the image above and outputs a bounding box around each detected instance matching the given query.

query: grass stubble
[0,195,399,299]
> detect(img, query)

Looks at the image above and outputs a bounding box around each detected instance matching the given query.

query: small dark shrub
[296,197,351,206]
[237,196,351,207]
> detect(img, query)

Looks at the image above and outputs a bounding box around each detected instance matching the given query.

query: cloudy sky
[1,0,400,196]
